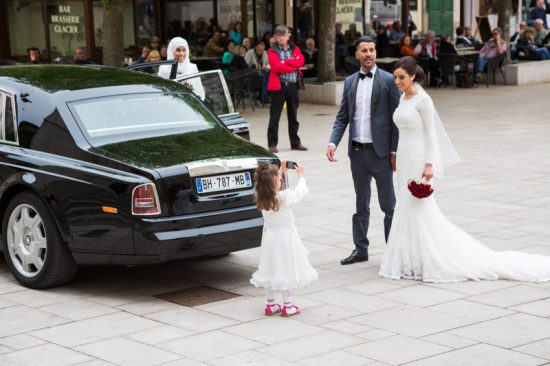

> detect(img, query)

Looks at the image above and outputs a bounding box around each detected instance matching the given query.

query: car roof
[0,64,183,95]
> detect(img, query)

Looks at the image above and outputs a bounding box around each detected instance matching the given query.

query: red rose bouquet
[407,178,434,199]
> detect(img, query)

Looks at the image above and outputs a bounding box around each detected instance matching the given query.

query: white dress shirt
[352,66,377,143]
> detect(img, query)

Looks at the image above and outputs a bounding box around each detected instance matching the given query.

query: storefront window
[256,0,273,42]
[368,0,401,29]
[218,0,241,34]
[134,0,156,45]
[334,0,365,45]
[7,0,46,59]
[296,0,314,44]
[47,0,86,59]
[92,0,136,48]
[164,0,213,51]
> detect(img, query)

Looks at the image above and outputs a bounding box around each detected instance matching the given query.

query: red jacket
[267,45,305,91]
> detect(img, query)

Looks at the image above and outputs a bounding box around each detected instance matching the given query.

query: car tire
[2,192,77,288]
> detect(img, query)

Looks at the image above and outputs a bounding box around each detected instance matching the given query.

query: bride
[379,56,550,283]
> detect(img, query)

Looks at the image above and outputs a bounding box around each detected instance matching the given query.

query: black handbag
[297,76,305,90]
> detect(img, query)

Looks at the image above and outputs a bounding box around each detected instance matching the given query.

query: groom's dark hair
[355,36,376,49]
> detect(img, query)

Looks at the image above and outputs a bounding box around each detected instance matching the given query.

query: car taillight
[132,183,161,215]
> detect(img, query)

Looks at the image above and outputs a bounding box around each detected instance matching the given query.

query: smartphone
[286,161,297,169]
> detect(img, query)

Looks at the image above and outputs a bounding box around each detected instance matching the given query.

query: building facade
[0,0,522,63]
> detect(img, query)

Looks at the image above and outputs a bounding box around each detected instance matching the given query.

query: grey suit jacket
[329,68,400,158]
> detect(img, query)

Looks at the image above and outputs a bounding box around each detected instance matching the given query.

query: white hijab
[158,37,198,78]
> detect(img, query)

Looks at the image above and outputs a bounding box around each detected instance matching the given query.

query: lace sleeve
[279,177,309,206]
[417,94,437,166]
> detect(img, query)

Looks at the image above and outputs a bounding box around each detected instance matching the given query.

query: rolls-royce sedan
[0,65,276,288]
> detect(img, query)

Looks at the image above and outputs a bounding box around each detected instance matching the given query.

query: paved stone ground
[1,83,550,366]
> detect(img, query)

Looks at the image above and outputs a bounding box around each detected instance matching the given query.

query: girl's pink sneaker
[264,304,282,316]
[281,304,301,317]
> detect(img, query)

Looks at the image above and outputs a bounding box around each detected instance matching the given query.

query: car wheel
[2,192,77,288]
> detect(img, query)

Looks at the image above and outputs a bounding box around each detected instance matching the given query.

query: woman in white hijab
[158,37,205,100]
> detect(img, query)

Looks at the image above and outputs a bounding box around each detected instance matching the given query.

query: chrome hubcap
[7,204,47,278]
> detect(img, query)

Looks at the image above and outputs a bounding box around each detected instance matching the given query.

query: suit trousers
[350,145,395,254]
[268,82,301,148]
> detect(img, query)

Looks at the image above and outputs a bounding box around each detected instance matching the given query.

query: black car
[0,65,276,288]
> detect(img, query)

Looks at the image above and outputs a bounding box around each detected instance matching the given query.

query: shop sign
[50,4,81,34]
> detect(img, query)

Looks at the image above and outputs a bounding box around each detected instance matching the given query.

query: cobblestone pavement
[1,83,549,366]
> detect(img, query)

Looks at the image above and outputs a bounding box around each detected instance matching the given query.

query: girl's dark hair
[398,34,410,48]
[393,56,425,83]
[254,162,280,211]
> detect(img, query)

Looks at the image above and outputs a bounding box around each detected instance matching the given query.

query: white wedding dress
[379,89,550,283]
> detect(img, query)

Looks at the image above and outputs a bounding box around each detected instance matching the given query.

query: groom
[326,36,400,265]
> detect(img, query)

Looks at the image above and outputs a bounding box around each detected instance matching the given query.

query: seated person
[439,34,457,54]
[230,21,244,45]
[364,22,377,39]
[245,41,270,105]
[511,21,527,43]
[149,36,161,52]
[474,27,507,83]
[438,34,468,75]
[414,31,441,86]
[74,47,93,64]
[136,46,150,64]
[302,38,318,78]
[143,50,162,74]
[517,27,550,60]
[464,27,483,47]
[389,21,405,42]
[242,37,252,51]
[203,31,224,57]
[245,41,269,70]
[222,41,236,74]
[528,0,548,28]
[375,24,390,57]
[533,19,548,46]
[399,34,419,57]
[229,45,249,70]
[344,23,361,43]
[27,47,43,64]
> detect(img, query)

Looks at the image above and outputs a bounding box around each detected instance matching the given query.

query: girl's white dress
[251,177,319,291]
[379,90,550,283]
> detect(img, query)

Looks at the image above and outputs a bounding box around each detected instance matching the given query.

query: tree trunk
[316,0,336,82]
[102,0,124,67]
[497,0,512,63]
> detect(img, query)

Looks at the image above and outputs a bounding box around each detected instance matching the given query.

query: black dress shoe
[340,251,369,265]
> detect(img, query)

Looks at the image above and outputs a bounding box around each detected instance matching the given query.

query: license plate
[195,172,252,194]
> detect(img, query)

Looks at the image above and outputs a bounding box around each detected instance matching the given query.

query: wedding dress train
[379,88,550,283]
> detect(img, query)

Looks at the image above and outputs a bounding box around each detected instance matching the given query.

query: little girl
[250,161,318,317]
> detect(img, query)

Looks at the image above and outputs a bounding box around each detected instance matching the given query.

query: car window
[68,92,221,142]
[176,71,235,116]
[4,95,17,143]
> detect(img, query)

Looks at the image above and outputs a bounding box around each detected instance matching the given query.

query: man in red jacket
[267,24,308,153]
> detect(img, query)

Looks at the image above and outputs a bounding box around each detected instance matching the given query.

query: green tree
[102,0,124,67]
[316,0,336,82]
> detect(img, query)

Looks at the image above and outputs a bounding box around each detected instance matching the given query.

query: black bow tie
[359,71,373,80]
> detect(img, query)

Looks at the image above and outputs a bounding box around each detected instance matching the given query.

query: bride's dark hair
[393,56,425,83]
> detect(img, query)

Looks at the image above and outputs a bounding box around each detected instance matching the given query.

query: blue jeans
[475,55,488,73]
[536,47,550,60]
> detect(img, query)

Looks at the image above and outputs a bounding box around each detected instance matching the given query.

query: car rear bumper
[72,205,263,265]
